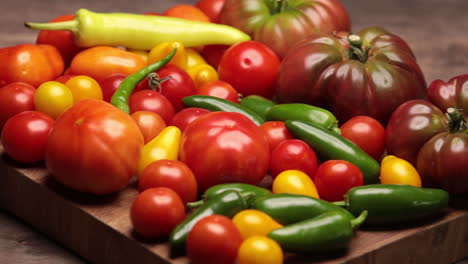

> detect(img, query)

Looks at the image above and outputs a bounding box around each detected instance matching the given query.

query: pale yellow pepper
[148,41,187,69]
[380,155,422,187]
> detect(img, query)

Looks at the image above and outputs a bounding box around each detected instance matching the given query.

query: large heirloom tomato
[386,74,468,194]
[180,112,270,191]
[276,27,427,125]
[45,99,144,194]
[220,0,350,58]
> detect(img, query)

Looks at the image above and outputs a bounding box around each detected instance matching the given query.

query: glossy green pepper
[240,95,276,120]
[286,120,380,184]
[268,210,367,253]
[25,9,250,50]
[169,190,254,248]
[253,193,354,225]
[336,184,450,225]
[188,183,272,208]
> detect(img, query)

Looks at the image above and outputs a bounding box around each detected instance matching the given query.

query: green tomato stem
[347,35,369,63]
[446,107,468,133]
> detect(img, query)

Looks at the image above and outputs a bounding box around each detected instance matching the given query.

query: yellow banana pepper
[380,155,422,187]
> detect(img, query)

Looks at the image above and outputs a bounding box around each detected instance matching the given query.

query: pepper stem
[446,107,467,133]
[187,199,204,209]
[332,201,347,207]
[25,20,79,33]
[350,210,368,229]
[347,35,369,63]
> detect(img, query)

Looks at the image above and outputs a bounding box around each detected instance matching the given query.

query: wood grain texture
[1,0,468,263]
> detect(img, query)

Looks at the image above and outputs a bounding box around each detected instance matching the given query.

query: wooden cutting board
[1,145,467,264]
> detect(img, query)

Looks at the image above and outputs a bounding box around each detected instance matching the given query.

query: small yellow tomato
[232,210,283,239]
[34,81,73,119]
[272,170,320,198]
[148,41,187,69]
[186,48,207,68]
[65,75,103,103]
[380,155,422,187]
[238,236,284,264]
[186,63,219,89]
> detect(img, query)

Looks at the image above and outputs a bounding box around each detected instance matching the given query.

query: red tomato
[1,111,54,163]
[169,107,210,132]
[130,187,186,238]
[129,90,175,124]
[45,99,144,194]
[180,112,270,191]
[196,80,239,103]
[201,44,229,69]
[130,111,167,144]
[340,116,386,160]
[138,159,198,203]
[99,74,128,102]
[218,41,280,98]
[0,82,36,128]
[136,65,197,112]
[269,139,318,179]
[195,0,226,23]
[186,214,242,264]
[259,121,293,152]
[36,14,83,65]
[314,160,364,202]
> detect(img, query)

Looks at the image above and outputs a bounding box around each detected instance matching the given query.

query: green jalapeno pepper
[188,183,272,208]
[253,193,354,225]
[268,210,367,253]
[110,48,176,113]
[335,184,450,225]
[285,120,380,184]
[25,9,250,50]
[240,95,276,120]
[266,103,341,134]
[182,95,265,125]
[169,190,254,248]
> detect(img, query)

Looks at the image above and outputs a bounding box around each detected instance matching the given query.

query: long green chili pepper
[25,9,251,49]
[268,210,367,253]
[110,48,176,113]
[187,183,272,208]
[169,190,255,248]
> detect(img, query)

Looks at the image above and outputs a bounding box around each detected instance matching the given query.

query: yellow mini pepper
[380,155,422,187]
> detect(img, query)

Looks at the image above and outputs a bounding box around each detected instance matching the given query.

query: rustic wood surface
[1,0,468,263]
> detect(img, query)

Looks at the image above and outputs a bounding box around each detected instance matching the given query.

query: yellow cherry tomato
[137,126,181,175]
[186,48,207,68]
[380,155,422,187]
[148,41,187,69]
[232,210,283,239]
[65,75,103,103]
[238,236,284,264]
[186,63,219,89]
[272,170,320,198]
[34,81,73,119]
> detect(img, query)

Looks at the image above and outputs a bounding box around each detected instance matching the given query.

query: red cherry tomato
[129,90,175,124]
[195,0,226,23]
[340,116,386,160]
[130,111,167,144]
[168,107,210,132]
[218,41,280,98]
[269,139,318,179]
[196,80,239,103]
[0,82,36,128]
[259,121,293,152]
[314,160,364,202]
[99,74,128,102]
[187,214,242,264]
[201,44,229,69]
[138,159,198,203]
[1,111,54,163]
[130,187,186,238]
[136,65,196,112]
[36,14,83,65]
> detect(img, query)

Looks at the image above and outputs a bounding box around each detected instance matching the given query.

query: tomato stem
[273,0,288,14]
[347,35,369,63]
[147,73,172,92]
[446,107,467,133]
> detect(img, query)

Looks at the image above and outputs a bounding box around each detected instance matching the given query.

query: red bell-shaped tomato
[386,74,468,194]
[180,112,270,191]
[276,27,427,125]
[220,0,350,58]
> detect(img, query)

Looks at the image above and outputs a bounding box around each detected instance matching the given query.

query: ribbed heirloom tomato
[45,99,144,194]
